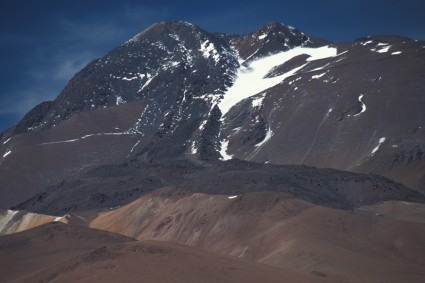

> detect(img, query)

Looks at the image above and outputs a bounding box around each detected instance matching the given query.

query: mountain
[1,20,425,282]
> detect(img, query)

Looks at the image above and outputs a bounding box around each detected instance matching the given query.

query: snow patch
[252,94,265,108]
[255,127,273,148]
[361,40,373,46]
[200,40,220,63]
[138,74,157,92]
[353,94,366,116]
[40,132,131,145]
[228,195,238,199]
[371,45,391,53]
[376,46,391,53]
[3,138,11,145]
[219,139,233,161]
[198,120,208,131]
[391,51,402,55]
[371,137,386,156]
[218,45,338,116]
[190,141,197,154]
[311,72,327,79]
[3,150,11,158]
[116,96,126,105]
[122,76,138,81]
[258,33,267,40]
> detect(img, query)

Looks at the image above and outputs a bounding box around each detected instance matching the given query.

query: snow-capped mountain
[0,20,424,210]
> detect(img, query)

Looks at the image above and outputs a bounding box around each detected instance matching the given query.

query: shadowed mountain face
[0,20,425,283]
[10,159,425,215]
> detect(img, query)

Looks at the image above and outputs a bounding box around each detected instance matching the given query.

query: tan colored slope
[0,223,134,282]
[0,209,68,235]
[0,209,89,235]
[91,189,425,283]
[356,200,425,223]
[12,241,340,283]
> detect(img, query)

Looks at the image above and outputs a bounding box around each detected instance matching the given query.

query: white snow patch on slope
[228,195,238,199]
[219,139,233,161]
[200,40,220,63]
[190,141,197,154]
[3,138,11,145]
[3,150,11,158]
[376,45,391,53]
[371,137,386,156]
[116,96,126,105]
[122,76,138,81]
[218,46,337,116]
[138,74,157,92]
[371,45,391,53]
[353,94,366,116]
[255,127,273,148]
[311,72,327,79]
[258,33,267,40]
[40,132,131,145]
[252,94,265,108]
[361,40,373,46]
[391,51,402,55]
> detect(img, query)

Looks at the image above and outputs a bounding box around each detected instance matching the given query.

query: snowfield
[218,46,338,117]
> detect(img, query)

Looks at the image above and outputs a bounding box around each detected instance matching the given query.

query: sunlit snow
[219,139,233,161]
[3,150,11,158]
[138,73,156,92]
[40,132,131,145]
[311,72,327,79]
[116,96,126,105]
[3,138,11,145]
[218,46,338,117]
[122,76,138,81]
[371,44,391,53]
[255,127,273,148]
[371,137,386,156]
[228,195,238,199]
[199,40,220,63]
[376,46,391,53]
[251,94,265,108]
[190,141,197,154]
[353,94,366,117]
[361,40,373,46]
[258,33,267,40]
[391,51,402,55]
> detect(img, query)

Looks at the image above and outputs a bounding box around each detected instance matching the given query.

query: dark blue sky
[1,0,424,131]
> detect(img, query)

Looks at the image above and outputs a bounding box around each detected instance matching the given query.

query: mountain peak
[128,20,201,43]
[260,22,295,31]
